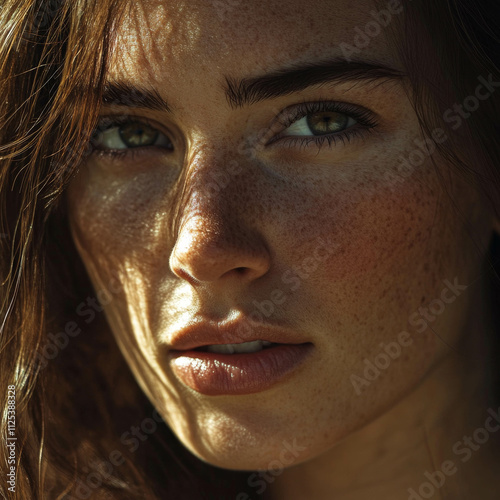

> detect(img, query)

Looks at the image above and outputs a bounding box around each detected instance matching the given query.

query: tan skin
[66,0,500,498]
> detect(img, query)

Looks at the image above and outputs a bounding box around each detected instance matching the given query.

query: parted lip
[169,317,309,351]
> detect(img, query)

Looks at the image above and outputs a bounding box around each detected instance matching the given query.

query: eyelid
[92,114,175,149]
[262,99,379,151]
[272,100,377,133]
[91,100,379,160]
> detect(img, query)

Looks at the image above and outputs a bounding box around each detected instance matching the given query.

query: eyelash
[268,100,379,153]
[90,100,379,160]
[90,115,167,161]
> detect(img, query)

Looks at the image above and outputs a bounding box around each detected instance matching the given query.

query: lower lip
[168,343,314,396]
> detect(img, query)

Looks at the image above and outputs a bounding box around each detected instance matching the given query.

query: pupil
[307,112,348,135]
[119,122,159,147]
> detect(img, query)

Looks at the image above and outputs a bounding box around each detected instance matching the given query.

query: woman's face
[66,0,495,469]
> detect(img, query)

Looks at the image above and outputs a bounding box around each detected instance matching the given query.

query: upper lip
[169,317,308,351]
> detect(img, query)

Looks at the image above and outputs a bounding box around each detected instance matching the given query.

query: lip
[168,318,309,351]
[166,318,314,395]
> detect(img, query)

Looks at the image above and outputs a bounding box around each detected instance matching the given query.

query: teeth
[205,340,273,354]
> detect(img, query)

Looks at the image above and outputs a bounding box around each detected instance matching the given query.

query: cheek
[310,185,434,282]
[269,157,462,405]
[276,155,446,287]
[65,167,176,362]
[66,166,177,268]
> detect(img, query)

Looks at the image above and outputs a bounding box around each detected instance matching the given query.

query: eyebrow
[102,81,172,112]
[224,58,405,109]
[102,58,405,112]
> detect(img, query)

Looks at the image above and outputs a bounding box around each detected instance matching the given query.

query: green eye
[119,122,160,147]
[284,111,356,137]
[93,119,174,151]
[305,112,350,135]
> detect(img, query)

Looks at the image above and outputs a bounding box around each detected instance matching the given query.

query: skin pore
[65,0,500,498]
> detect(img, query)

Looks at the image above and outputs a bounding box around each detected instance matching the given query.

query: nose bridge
[168,141,271,284]
[171,142,245,236]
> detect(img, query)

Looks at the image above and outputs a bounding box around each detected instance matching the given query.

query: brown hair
[0,0,498,498]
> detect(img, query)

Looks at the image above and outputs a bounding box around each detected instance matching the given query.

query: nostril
[174,267,202,285]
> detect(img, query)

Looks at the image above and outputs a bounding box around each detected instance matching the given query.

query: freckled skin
[66,1,500,498]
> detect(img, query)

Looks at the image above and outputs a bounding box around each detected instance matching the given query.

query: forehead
[110,0,404,91]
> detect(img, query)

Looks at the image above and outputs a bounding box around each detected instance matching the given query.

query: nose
[169,154,272,285]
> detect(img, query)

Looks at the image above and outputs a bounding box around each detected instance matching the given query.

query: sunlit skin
[66,0,500,498]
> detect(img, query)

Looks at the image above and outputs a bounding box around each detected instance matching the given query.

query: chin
[169,407,332,472]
